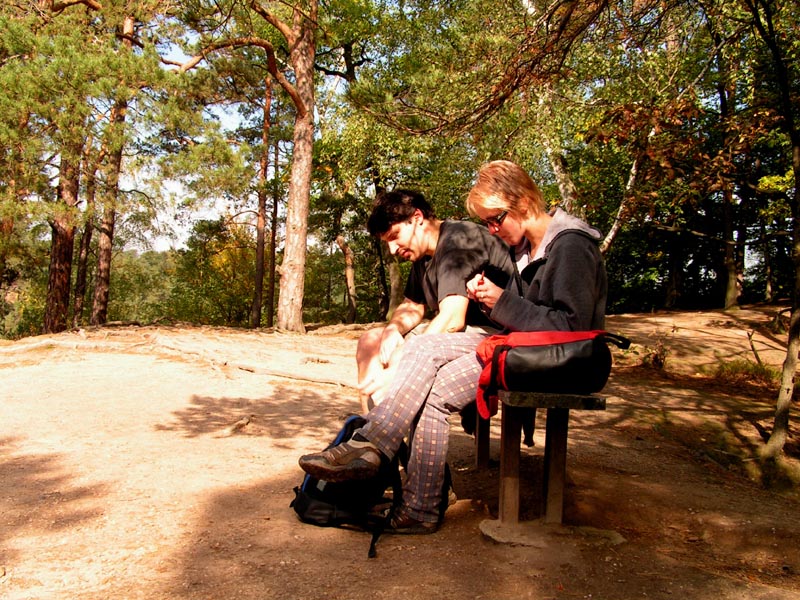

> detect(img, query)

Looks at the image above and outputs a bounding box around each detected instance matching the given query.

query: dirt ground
[1,305,799,600]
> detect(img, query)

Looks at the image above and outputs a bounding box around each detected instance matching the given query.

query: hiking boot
[386,511,439,535]
[299,438,382,482]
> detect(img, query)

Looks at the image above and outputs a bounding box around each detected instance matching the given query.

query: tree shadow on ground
[146,360,800,598]
[605,367,799,474]
[0,436,108,563]
[153,382,360,442]
[155,445,800,600]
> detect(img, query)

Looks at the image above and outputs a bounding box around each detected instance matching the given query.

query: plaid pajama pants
[359,331,488,523]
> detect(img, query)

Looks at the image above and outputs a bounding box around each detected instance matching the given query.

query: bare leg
[356,326,384,413]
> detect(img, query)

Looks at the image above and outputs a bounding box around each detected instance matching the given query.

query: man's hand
[378,327,405,366]
[358,363,398,405]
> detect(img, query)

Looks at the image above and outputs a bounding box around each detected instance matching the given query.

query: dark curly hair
[367,189,434,237]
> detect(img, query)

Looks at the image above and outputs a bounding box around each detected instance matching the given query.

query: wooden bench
[475,391,606,525]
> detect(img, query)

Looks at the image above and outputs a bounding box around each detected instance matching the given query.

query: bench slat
[500,390,606,411]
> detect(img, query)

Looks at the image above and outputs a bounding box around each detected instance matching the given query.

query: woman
[299,160,607,533]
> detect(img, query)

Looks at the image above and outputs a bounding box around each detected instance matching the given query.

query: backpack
[290,414,452,558]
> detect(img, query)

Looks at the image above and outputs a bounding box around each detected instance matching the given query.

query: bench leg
[475,410,491,469]
[498,403,522,524]
[542,407,570,524]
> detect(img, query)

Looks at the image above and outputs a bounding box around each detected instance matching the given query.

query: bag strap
[488,344,511,397]
[601,332,632,349]
[367,451,405,559]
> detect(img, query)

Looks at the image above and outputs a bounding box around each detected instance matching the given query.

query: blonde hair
[466,160,545,219]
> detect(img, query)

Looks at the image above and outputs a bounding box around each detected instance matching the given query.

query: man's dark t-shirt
[403,220,515,328]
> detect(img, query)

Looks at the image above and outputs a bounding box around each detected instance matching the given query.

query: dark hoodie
[489,208,608,332]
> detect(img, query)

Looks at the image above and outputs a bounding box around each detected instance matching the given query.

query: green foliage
[107,250,177,323]
[0,234,49,339]
[166,218,257,326]
[1,275,47,340]
[302,243,351,324]
[1,0,799,335]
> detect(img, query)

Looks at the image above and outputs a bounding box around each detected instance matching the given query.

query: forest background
[1,0,798,457]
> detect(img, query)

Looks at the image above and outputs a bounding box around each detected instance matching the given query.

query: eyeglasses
[483,210,508,228]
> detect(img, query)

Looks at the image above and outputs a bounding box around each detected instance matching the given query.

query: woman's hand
[467,273,503,310]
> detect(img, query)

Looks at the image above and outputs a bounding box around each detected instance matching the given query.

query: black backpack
[290,415,452,557]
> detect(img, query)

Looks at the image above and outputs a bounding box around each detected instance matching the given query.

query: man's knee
[357,326,385,366]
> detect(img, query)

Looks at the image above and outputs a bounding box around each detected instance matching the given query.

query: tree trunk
[765,141,799,457]
[276,4,316,332]
[752,0,800,456]
[535,87,581,217]
[72,153,98,328]
[760,220,774,303]
[336,235,356,323]
[267,140,279,328]
[90,201,116,325]
[715,37,739,310]
[542,137,581,217]
[251,76,272,329]
[387,251,404,318]
[765,302,799,457]
[45,217,77,334]
[722,185,739,309]
[44,150,82,334]
[601,124,657,256]
[601,152,642,255]
[90,15,133,326]
[664,231,682,309]
[72,214,94,328]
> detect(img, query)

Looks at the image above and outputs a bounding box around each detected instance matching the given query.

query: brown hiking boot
[386,511,439,535]
[298,439,382,482]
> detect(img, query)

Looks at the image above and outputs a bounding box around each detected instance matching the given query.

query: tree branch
[177,37,307,117]
[50,0,102,12]
[249,0,296,46]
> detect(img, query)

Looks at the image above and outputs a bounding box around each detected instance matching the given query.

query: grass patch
[712,358,778,387]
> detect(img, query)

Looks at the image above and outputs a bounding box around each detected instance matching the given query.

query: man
[356,189,516,412]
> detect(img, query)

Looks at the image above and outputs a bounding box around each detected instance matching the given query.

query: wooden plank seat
[476,391,606,525]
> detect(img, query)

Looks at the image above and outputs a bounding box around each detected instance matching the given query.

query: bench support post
[498,404,522,523]
[542,407,570,524]
[493,392,605,527]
